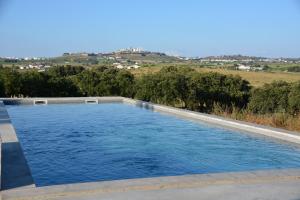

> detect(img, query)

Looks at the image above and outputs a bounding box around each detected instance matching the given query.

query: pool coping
[1,97,300,199]
[2,169,300,200]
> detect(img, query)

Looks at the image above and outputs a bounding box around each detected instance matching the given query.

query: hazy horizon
[1,0,300,58]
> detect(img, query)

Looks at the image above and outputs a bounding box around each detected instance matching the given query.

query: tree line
[0,65,299,116]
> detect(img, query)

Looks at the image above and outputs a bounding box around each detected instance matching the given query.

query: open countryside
[1,50,300,87]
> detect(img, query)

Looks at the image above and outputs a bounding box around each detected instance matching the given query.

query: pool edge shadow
[0,101,35,191]
[1,142,35,190]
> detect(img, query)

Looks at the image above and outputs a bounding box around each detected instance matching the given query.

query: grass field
[132,66,300,87]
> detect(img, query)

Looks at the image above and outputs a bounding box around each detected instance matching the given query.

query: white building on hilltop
[116,47,144,53]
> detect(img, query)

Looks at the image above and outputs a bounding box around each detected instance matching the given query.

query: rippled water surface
[6,103,300,186]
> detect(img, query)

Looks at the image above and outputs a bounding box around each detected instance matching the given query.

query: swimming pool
[6,103,300,187]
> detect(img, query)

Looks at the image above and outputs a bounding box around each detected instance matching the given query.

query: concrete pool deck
[1,97,300,200]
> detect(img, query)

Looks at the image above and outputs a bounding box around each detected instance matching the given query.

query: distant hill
[105,51,181,63]
[59,51,182,65]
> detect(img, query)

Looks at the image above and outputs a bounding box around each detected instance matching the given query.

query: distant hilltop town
[1,48,300,73]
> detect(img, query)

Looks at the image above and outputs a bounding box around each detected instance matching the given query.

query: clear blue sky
[0,0,300,58]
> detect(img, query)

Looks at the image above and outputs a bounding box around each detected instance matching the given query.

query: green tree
[135,75,161,102]
[0,77,5,97]
[0,68,21,97]
[135,66,250,112]
[47,77,80,97]
[96,68,120,96]
[288,81,300,115]
[135,66,192,107]
[76,70,101,96]
[20,71,48,97]
[248,81,291,114]
[47,65,85,77]
[116,70,135,97]
[287,66,300,72]
[186,73,250,112]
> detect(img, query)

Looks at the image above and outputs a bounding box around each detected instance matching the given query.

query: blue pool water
[6,103,300,186]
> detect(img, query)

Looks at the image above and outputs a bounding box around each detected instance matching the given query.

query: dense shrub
[186,73,250,112]
[0,77,5,97]
[0,68,81,97]
[20,71,48,97]
[76,70,100,96]
[95,68,123,96]
[287,66,300,72]
[75,68,135,97]
[116,70,135,98]
[47,77,80,97]
[248,81,296,114]
[0,68,22,97]
[135,74,161,102]
[135,66,192,107]
[288,81,300,115]
[47,65,85,77]
[135,66,251,112]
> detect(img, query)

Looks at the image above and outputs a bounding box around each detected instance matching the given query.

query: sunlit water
[6,103,300,187]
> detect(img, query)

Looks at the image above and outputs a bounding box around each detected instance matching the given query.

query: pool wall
[1,97,300,198]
